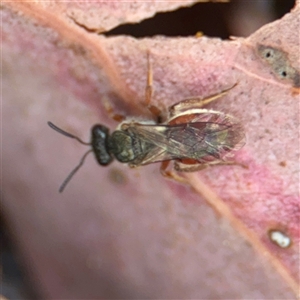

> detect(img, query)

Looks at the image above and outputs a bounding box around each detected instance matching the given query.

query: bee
[49,54,245,192]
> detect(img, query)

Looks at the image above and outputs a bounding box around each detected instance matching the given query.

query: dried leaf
[2,1,299,298]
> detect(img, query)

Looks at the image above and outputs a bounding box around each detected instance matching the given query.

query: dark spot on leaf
[70,43,87,56]
[265,51,271,58]
[108,168,128,185]
[279,161,286,167]
[256,44,300,88]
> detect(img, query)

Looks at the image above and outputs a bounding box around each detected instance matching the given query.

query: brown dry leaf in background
[2,0,299,299]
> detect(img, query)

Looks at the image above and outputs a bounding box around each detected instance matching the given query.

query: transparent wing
[126,111,245,165]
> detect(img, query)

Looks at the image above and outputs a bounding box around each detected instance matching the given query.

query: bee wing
[123,124,184,165]
[131,146,171,166]
[127,122,208,164]
[131,123,201,156]
[164,111,245,162]
[129,111,245,164]
[124,124,177,165]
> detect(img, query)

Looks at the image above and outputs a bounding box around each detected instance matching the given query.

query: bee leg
[174,162,208,172]
[145,51,165,122]
[145,51,153,107]
[102,97,126,122]
[160,161,189,184]
[175,160,247,172]
[169,83,238,118]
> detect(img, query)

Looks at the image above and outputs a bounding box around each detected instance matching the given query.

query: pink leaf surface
[2,1,299,298]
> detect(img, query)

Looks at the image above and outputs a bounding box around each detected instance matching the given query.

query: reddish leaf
[2,1,299,298]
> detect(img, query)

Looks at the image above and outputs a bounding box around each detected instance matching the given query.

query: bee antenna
[59,149,93,193]
[48,121,90,145]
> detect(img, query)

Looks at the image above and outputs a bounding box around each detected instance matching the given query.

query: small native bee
[49,54,245,192]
